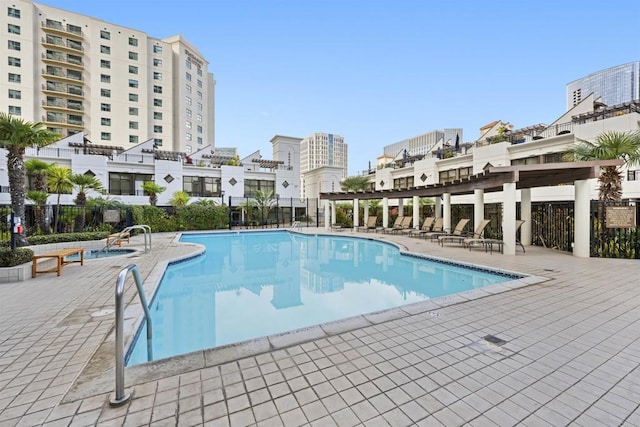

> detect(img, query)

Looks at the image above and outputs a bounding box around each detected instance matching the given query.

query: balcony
[42,83,84,98]
[41,20,84,40]
[41,37,84,54]
[41,68,83,83]
[42,99,84,112]
[42,115,84,129]
[42,52,83,68]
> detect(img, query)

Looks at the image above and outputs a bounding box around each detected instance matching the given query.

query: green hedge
[0,248,34,267]
[27,231,111,246]
[132,205,229,232]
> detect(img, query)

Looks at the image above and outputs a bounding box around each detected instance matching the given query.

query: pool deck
[1,228,639,426]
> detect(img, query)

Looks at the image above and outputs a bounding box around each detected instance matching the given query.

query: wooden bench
[32,248,84,278]
[107,231,130,247]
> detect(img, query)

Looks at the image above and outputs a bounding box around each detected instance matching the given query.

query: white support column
[382,198,389,229]
[364,202,369,225]
[353,198,359,231]
[520,188,532,246]
[502,182,517,255]
[442,193,451,232]
[473,189,485,229]
[331,201,336,226]
[412,196,420,229]
[398,198,404,218]
[574,179,591,258]
[435,197,442,219]
[324,200,331,230]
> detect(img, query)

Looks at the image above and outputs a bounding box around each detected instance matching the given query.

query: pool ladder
[110,264,153,406]
[97,224,152,256]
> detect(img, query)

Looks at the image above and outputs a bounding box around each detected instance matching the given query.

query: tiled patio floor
[1,229,639,426]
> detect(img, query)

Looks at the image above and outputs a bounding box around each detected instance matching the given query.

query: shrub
[26,231,110,246]
[174,205,229,230]
[0,248,34,267]
[131,206,177,232]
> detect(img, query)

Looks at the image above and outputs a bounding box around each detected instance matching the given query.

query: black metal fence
[590,200,640,258]
[227,197,320,229]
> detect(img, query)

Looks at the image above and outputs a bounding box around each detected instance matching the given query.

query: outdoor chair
[441,219,491,246]
[417,217,444,239]
[405,217,435,236]
[429,218,470,242]
[363,216,378,232]
[382,216,406,234]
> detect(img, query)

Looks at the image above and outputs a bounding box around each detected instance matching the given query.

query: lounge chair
[429,218,470,242]
[382,216,404,234]
[464,220,526,253]
[405,217,435,236]
[363,216,378,232]
[385,216,412,234]
[440,219,491,246]
[415,217,444,239]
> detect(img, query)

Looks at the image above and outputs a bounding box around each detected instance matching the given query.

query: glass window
[101,118,111,126]
[8,105,21,115]
[128,79,138,88]
[186,109,192,118]
[244,180,275,198]
[67,24,82,35]
[183,176,220,197]
[197,137,203,144]
[129,65,138,74]
[101,103,111,112]
[153,45,162,54]
[128,37,138,46]
[101,73,111,83]
[153,85,162,94]
[197,80,203,88]
[8,73,21,83]
[8,57,20,67]
[197,91,202,99]
[154,125,163,133]
[197,114,202,122]
[129,135,138,144]
[153,72,162,80]
[197,68,203,77]
[186,133,192,141]
[8,89,21,99]
[186,60,192,69]
[8,40,20,51]
[8,23,20,34]
[109,172,152,195]
[186,84,192,93]
[197,102,202,111]
[186,121,192,129]
[100,45,110,54]
[101,132,111,140]
[100,59,110,68]
[197,125,203,133]
[153,98,162,107]
[101,88,111,97]
[153,58,162,67]
[154,112,162,119]
[185,96,192,106]
[129,107,138,116]
[67,69,82,81]
[129,51,138,60]
[129,121,138,129]
[129,93,138,102]
[100,30,110,40]
[186,72,192,81]
[153,138,162,146]
[8,7,20,18]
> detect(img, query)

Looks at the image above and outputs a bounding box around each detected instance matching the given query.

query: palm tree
[25,158,52,192]
[26,190,50,235]
[47,165,73,232]
[253,190,276,224]
[170,190,190,207]
[566,130,640,200]
[70,173,105,231]
[340,176,370,192]
[141,181,166,206]
[0,113,60,245]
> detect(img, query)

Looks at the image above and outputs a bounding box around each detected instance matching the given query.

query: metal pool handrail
[123,224,152,253]
[110,264,153,407]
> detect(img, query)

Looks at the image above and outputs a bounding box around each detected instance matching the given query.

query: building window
[183,176,220,197]
[100,74,111,83]
[128,37,138,46]
[197,91,202,99]
[185,96,192,106]
[128,51,138,60]
[129,121,138,129]
[101,88,111,97]
[101,132,111,141]
[8,73,21,83]
[154,112,162,119]
[128,79,138,88]
[197,102,202,111]
[7,7,20,18]
[153,58,162,67]
[101,118,111,126]
[197,137,203,144]
[186,84,192,93]
[100,59,110,69]
[197,80,203,88]
[129,65,138,74]
[627,170,640,181]
[129,93,138,102]
[8,23,20,34]
[8,106,21,115]
[186,133,192,141]
[100,45,110,54]
[153,72,162,80]
[154,125,163,133]
[153,138,162,146]
[186,109,192,118]
[186,121,192,129]
[197,68,203,77]
[186,60,192,69]
[129,107,138,116]
[109,172,152,196]
[100,30,110,40]
[129,135,138,144]
[153,85,162,94]
[186,72,192,82]
[153,45,162,54]
[197,125,203,133]
[8,89,21,99]
[196,114,202,122]
[153,98,162,107]
[8,57,20,67]
[8,40,20,51]
[244,180,275,198]
[101,103,111,112]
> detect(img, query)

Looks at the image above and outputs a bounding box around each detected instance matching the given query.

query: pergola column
[412,196,420,229]
[435,197,442,218]
[353,198,359,231]
[331,201,336,226]
[382,198,389,229]
[442,193,451,231]
[364,202,370,226]
[520,188,532,246]
[502,182,517,255]
[398,198,404,218]
[574,179,591,257]
[473,189,484,230]
[323,200,330,230]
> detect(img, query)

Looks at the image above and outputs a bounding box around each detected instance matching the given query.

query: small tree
[70,173,105,231]
[47,165,72,232]
[170,190,190,207]
[253,190,276,224]
[141,181,166,206]
[340,176,370,192]
[26,190,50,234]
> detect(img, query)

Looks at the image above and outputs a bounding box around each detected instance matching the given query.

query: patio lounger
[429,218,470,242]
[416,217,444,239]
[405,217,435,236]
[440,219,491,246]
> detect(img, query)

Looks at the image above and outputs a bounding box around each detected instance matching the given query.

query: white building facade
[0,0,215,153]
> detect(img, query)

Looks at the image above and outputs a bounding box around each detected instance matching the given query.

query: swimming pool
[126,231,521,365]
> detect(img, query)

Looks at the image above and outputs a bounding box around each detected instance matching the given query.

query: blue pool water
[127,231,520,365]
[66,248,135,260]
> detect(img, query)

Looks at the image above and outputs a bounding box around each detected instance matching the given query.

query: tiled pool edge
[62,229,550,403]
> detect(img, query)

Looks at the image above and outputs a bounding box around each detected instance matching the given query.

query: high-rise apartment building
[300,133,347,177]
[383,128,463,158]
[566,61,639,110]
[0,0,215,153]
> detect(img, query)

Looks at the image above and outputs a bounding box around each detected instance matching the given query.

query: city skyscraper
[0,0,215,153]
[566,61,640,110]
[299,132,348,177]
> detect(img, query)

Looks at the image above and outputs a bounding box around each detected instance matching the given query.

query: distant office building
[566,61,640,109]
[383,129,463,159]
[299,133,347,177]
[0,0,215,153]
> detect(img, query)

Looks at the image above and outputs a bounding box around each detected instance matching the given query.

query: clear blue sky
[42,0,640,175]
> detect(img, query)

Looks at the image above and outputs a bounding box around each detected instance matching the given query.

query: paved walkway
[1,229,639,426]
